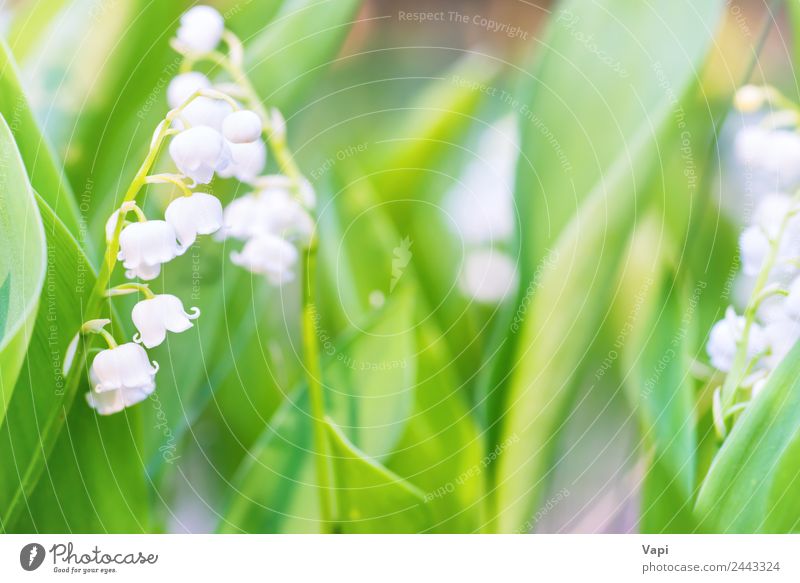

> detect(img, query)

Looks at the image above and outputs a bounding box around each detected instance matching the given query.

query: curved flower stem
[302,242,336,532]
[183,36,335,530]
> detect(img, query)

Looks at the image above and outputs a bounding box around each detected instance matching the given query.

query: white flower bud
[176,5,224,54]
[118,220,182,281]
[706,306,767,372]
[734,85,766,113]
[132,294,200,348]
[177,97,233,131]
[231,234,299,285]
[217,138,266,182]
[167,72,211,109]
[222,110,262,143]
[105,209,126,243]
[169,126,231,184]
[165,192,223,249]
[763,320,800,369]
[86,343,158,415]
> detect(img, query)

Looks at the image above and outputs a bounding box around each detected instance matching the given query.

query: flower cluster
[705,85,800,435]
[71,6,315,415]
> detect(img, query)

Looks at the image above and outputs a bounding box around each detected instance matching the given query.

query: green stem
[301,242,336,532]
[186,39,333,530]
[720,208,796,414]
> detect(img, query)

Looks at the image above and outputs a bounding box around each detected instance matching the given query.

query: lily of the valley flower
[118,220,183,280]
[167,72,212,109]
[221,188,313,242]
[175,5,224,54]
[178,97,233,131]
[217,138,266,182]
[231,234,299,285]
[85,343,158,415]
[222,110,262,143]
[707,306,767,372]
[132,294,200,348]
[165,192,223,248]
[169,126,231,184]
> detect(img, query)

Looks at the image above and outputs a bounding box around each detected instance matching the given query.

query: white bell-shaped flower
[177,96,233,131]
[706,306,767,372]
[131,294,200,348]
[763,320,800,369]
[169,126,231,184]
[90,343,158,392]
[231,234,299,285]
[220,189,313,243]
[85,343,158,415]
[217,138,266,182]
[165,192,223,249]
[176,5,224,54]
[167,72,211,109]
[222,110,262,144]
[739,226,771,277]
[118,220,182,281]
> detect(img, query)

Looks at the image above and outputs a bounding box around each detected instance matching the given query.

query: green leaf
[325,418,431,533]
[494,0,725,532]
[0,40,82,240]
[387,322,486,533]
[695,341,800,533]
[244,0,363,112]
[0,115,46,425]
[0,189,146,532]
[220,389,320,534]
[326,286,416,460]
[633,273,697,532]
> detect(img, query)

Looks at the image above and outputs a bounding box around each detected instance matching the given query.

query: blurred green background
[0,0,797,533]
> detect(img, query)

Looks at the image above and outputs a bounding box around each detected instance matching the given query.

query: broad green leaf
[695,341,800,533]
[220,291,417,533]
[244,0,363,112]
[325,419,431,533]
[0,40,82,240]
[387,322,486,533]
[220,389,320,534]
[0,115,46,425]
[0,190,146,532]
[632,273,697,532]
[493,0,725,532]
[326,286,416,460]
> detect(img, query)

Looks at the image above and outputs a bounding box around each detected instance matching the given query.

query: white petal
[217,139,266,182]
[176,5,224,53]
[118,220,181,271]
[739,226,769,277]
[167,72,211,109]
[169,126,229,184]
[165,192,223,248]
[222,110,262,143]
[230,234,299,283]
[179,96,232,131]
[86,389,126,415]
[126,262,162,281]
[105,210,125,243]
[132,299,169,348]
